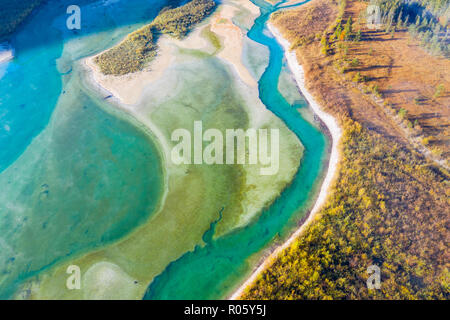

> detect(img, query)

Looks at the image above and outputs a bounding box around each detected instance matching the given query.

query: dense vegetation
[314,0,449,160]
[373,0,449,57]
[0,0,44,39]
[243,119,449,299]
[95,0,216,75]
[316,0,449,57]
[94,24,158,76]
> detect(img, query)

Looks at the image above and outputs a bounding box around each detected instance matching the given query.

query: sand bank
[230,23,342,300]
[210,3,257,87]
[84,0,260,105]
[84,36,177,105]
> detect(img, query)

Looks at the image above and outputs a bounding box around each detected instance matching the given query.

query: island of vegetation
[242,0,449,299]
[94,0,216,75]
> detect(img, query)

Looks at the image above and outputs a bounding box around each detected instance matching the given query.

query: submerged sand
[85,28,207,105]
[230,23,342,300]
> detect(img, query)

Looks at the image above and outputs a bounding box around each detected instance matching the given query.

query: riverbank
[230,23,342,299]
[84,0,261,105]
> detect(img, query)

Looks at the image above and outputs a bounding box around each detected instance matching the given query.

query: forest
[94,0,216,75]
[243,119,449,299]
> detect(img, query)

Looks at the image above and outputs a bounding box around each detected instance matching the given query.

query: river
[0,0,328,299]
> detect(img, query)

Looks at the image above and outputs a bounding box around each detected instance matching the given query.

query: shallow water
[143,0,327,300]
[0,0,168,298]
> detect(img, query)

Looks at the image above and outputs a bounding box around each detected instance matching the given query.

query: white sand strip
[229,23,342,300]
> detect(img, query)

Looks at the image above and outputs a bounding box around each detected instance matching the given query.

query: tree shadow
[383,88,418,94]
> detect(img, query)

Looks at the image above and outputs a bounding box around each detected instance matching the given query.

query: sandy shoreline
[80,0,274,223]
[82,57,174,166]
[84,1,260,106]
[211,4,257,87]
[229,23,342,300]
